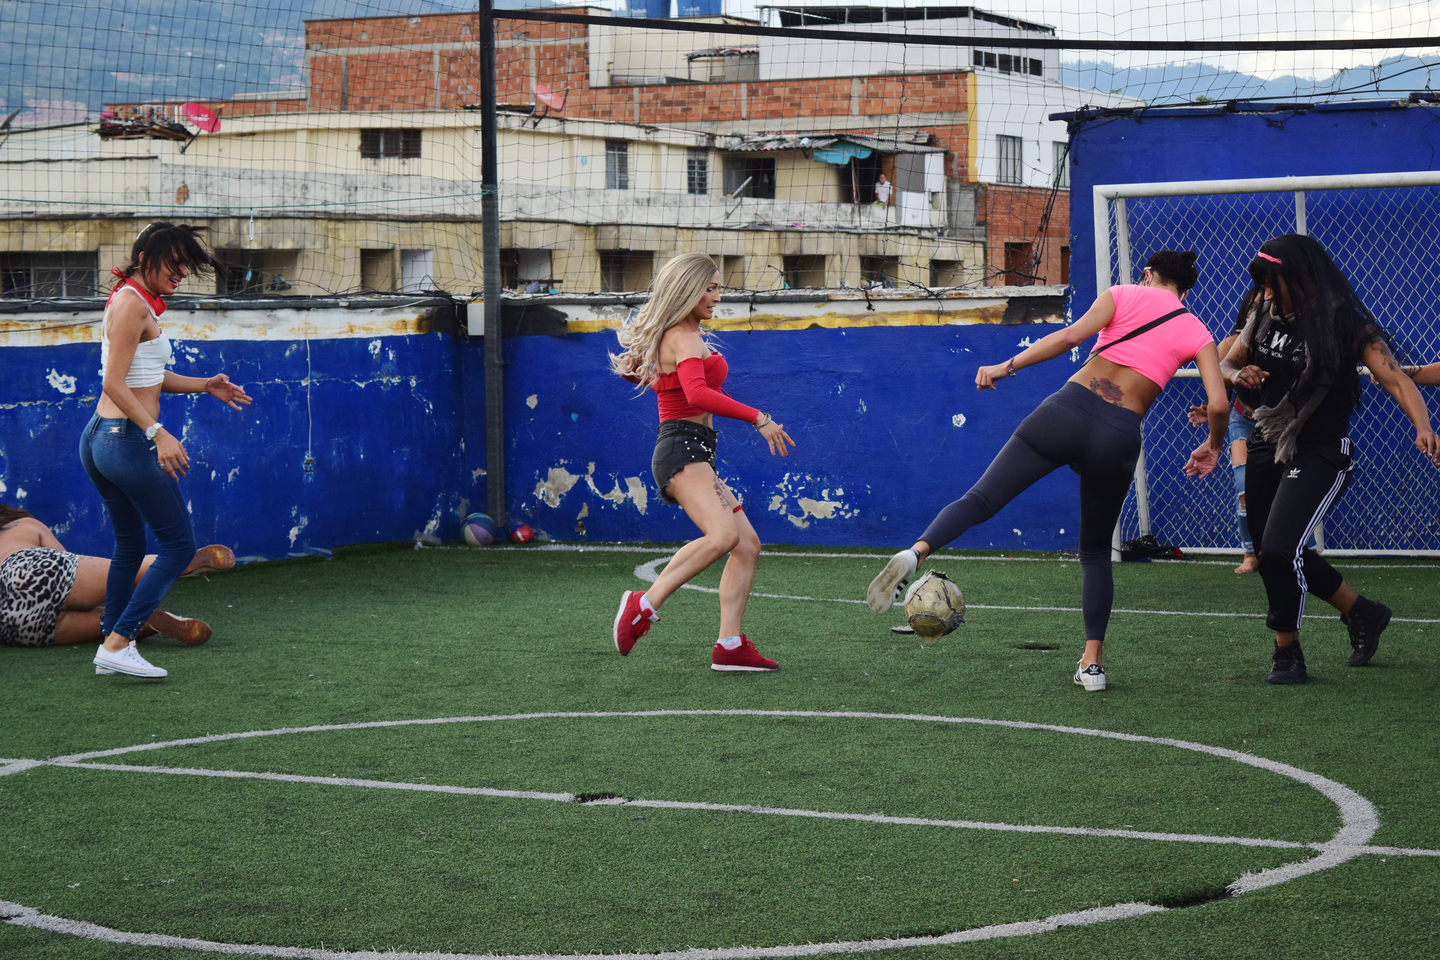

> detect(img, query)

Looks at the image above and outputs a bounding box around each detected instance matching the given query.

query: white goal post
[1093,171,1440,557]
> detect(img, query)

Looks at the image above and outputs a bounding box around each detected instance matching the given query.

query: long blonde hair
[609,252,719,387]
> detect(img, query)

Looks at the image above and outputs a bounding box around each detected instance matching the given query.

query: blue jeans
[78,414,195,640]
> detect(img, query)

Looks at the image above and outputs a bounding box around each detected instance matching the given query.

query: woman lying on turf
[609,252,795,672]
[1221,235,1440,684]
[0,504,232,651]
[80,222,252,680]
[868,250,1229,693]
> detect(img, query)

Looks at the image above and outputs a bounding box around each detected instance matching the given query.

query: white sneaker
[1074,660,1106,692]
[94,641,167,679]
[867,550,918,613]
[95,664,117,675]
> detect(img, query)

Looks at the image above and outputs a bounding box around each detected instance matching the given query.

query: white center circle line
[1,709,1422,959]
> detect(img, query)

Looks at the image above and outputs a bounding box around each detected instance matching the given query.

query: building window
[1061,246,1071,285]
[0,252,98,297]
[723,156,776,199]
[605,140,629,190]
[720,255,745,289]
[1004,242,1035,286]
[687,148,708,195]
[359,249,397,292]
[781,254,826,289]
[929,259,965,288]
[1029,58,1043,76]
[400,249,435,293]
[216,250,299,295]
[500,249,554,292]
[1052,142,1070,189]
[973,50,998,69]
[860,256,899,287]
[599,250,653,292]
[360,129,421,159]
[998,53,1013,73]
[997,135,1023,185]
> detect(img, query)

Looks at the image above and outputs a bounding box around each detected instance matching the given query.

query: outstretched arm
[976,290,1117,390]
[162,371,252,411]
[1185,343,1229,478]
[1409,361,1440,386]
[1364,339,1440,463]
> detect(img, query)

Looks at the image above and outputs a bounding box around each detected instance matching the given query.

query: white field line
[45,759,1322,853]
[426,542,1440,570]
[5,709,1432,959]
[0,900,1167,960]
[628,558,1440,624]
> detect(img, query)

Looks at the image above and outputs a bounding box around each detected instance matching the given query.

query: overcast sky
[715,0,1440,77]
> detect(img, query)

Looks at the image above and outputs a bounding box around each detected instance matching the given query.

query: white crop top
[100,284,172,388]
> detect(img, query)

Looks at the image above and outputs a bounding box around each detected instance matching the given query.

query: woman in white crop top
[79,222,253,680]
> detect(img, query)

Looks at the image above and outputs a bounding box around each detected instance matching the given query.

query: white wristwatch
[145,423,163,441]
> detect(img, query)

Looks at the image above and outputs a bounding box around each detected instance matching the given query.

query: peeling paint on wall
[952,413,967,428]
[526,394,539,409]
[45,369,77,394]
[288,515,309,547]
[766,473,857,529]
[535,465,580,507]
[624,476,648,515]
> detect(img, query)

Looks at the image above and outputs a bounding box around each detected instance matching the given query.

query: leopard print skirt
[0,547,80,647]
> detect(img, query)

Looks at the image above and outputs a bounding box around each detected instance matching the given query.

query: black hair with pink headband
[1244,233,1398,408]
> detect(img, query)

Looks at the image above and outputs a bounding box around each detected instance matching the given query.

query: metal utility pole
[479,0,506,526]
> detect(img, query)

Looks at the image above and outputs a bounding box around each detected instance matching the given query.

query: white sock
[639,594,659,621]
[717,635,743,650]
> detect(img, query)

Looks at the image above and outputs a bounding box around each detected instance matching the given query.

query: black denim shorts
[652,419,718,504]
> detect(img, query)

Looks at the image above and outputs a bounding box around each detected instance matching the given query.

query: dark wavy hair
[1144,250,1199,292]
[113,222,222,285]
[1245,234,1391,405]
[0,504,35,527]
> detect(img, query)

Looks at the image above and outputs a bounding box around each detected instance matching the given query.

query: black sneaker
[1266,641,1308,685]
[1343,597,1392,667]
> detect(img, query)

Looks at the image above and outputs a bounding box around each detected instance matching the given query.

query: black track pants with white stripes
[1245,437,1353,633]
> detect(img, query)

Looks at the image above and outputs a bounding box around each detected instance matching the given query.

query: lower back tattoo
[1089,378,1126,406]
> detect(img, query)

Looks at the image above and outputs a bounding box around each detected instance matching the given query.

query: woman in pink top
[868,250,1230,692]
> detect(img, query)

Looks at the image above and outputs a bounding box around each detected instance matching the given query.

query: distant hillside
[0,0,543,124]
[1061,55,1440,106]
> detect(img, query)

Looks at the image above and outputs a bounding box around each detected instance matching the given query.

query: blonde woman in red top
[609,253,794,671]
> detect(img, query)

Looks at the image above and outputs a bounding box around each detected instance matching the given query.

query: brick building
[0,6,1132,296]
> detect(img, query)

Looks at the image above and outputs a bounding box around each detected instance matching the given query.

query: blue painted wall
[1067,99,1440,309]
[503,321,1085,551]
[3,315,1102,560]
[1,329,485,561]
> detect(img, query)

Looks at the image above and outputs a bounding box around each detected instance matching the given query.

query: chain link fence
[1098,173,1440,554]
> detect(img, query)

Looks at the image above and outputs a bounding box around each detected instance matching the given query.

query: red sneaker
[613,590,656,655]
[711,634,778,672]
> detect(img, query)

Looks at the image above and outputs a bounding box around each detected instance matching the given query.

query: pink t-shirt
[1091,285,1213,389]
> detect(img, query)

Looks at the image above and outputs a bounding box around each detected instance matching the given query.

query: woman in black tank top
[1220,234,1439,684]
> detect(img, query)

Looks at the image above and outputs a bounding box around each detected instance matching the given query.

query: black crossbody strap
[1083,306,1190,366]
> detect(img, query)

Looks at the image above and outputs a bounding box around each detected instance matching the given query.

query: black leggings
[919,382,1142,640]
[1245,438,1352,632]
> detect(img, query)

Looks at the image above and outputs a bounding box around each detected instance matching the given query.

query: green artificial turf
[1,543,1438,959]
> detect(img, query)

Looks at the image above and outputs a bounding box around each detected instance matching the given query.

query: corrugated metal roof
[725,132,943,153]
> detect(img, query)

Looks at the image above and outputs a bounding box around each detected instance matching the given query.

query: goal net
[1097,173,1440,554]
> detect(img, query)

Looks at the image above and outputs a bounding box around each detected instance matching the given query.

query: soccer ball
[462,513,498,546]
[903,571,966,640]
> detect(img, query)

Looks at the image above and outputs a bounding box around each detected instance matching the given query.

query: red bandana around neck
[107,270,167,317]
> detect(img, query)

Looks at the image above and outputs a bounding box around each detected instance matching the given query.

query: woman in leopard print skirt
[0,505,231,650]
